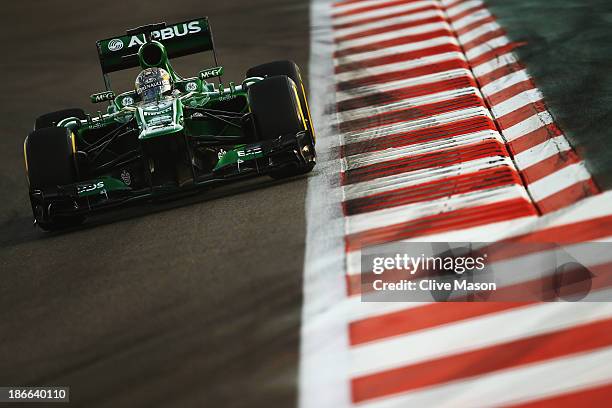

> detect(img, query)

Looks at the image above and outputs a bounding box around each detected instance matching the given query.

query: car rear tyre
[34,108,86,130]
[25,127,84,230]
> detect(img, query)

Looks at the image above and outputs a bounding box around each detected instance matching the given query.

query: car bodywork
[26,18,315,226]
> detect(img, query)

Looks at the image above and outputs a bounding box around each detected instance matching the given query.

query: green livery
[24,19,316,231]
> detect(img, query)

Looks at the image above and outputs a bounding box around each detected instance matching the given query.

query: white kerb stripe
[343,129,500,169]
[334,37,459,68]
[337,88,479,120]
[333,10,444,39]
[451,9,492,31]
[490,88,543,118]
[343,157,510,202]
[529,162,592,201]
[361,345,612,408]
[514,136,572,170]
[481,69,531,97]
[350,301,612,377]
[332,0,399,14]
[340,107,493,144]
[335,67,470,103]
[501,111,554,141]
[335,22,451,50]
[446,0,483,18]
[465,36,510,60]
[345,186,523,235]
[332,1,438,26]
[472,52,518,77]
[335,52,462,84]
[458,21,502,44]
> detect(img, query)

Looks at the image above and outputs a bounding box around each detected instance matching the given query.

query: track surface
[0,1,309,407]
[487,0,612,189]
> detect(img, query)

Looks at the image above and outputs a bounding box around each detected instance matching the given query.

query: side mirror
[90,91,116,104]
[199,66,224,80]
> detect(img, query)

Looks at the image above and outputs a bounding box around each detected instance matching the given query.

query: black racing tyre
[25,127,84,230]
[246,60,304,96]
[246,60,315,144]
[248,75,314,179]
[248,75,304,141]
[34,108,86,130]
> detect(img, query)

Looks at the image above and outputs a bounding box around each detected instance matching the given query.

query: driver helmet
[135,67,172,103]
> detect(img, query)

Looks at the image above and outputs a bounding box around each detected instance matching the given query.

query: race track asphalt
[487,0,612,190]
[0,1,310,407]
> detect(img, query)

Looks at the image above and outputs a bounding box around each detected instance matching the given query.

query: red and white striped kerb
[311,0,612,406]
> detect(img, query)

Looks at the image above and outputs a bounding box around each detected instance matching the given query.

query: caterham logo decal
[108,38,124,52]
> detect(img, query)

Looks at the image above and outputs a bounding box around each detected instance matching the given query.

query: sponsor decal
[218,94,236,102]
[185,82,198,92]
[140,80,164,91]
[90,91,115,103]
[126,21,203,48]
[238,147,262,156]
[122,96,134,106]
[217,148,227,160]
[108,38,124,52]
[237,146,263,158]
[77,181,105,195]
[199,66,224,80]
[143,106,172,116]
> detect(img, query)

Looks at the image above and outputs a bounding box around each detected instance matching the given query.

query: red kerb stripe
[334,29,453,58]
[476,61,526,87]
[333,5,441,30]
[506,383,612,408]
[537,179,600,214]
[351,318,612,403]
[462,28,506,52]
[521,150,581,184]
[496,100,547,130]
[343,166,521,216]
[454,15,496,37]
[333,0,426,19]
[337,75,476,112]
[335,15,445,42]
[335,43,462,74]
[485,79,536,107]
[448,5,486,23]
[341,115,496,157]
[508,124,563,155]
[350,302,526,345]
[343,139,508,185]
[470,42,524,67]
[337,59,469,90]
[339,93,484,133]
[345,198,536,251]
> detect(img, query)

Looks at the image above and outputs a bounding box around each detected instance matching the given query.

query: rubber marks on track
[333,0,538,253]
[301,0,612,407]
[443,1,599,213]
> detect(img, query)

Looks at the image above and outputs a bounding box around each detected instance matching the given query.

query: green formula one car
[23,18,315,231]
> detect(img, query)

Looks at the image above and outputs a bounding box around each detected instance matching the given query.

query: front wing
[29,131,314,223]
